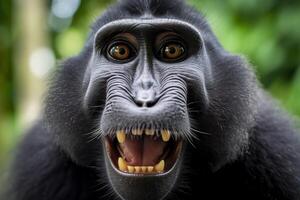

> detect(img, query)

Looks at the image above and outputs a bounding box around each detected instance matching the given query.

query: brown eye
[161,43,185,61]
[108,43,133,61]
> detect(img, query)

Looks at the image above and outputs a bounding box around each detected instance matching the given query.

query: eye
[159,42,186,62]
[107,42,136,62]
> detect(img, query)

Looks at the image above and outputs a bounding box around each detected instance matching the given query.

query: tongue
[119,136,167,166]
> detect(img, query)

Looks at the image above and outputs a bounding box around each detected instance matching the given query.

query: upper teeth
[116,130,126,144]
[145,129,155,136]
[115,129,171,143]
[161,130,171,142]
[132,129,143,135]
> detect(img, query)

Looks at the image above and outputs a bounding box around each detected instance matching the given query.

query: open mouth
[105,129,182,175]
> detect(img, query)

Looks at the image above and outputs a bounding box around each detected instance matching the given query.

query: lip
[104,140,183,177]
[103,129,183,176]
[102,139,183,177]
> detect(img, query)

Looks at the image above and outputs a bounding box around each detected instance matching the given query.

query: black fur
[5,0,300,199]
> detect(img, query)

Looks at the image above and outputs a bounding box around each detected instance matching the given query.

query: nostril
[134,91,158,107]
[134,89,158,107]
[146,99,158,107]
[135,98,157,107]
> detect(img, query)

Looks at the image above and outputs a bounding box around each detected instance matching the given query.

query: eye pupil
[168,47,176,54]
[119,47,126,55]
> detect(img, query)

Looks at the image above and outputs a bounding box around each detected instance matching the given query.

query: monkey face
[82,18,210,200]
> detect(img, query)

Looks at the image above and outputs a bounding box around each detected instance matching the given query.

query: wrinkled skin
[4,0,300,200]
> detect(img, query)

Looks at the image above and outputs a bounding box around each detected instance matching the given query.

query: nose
[135,89,157,107]
[134,77,158,107]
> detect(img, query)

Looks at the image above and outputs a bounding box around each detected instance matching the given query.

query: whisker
[83,127,102,143]
[190,127,212,136]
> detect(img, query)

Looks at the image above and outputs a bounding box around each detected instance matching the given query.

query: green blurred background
[0,0,300,176]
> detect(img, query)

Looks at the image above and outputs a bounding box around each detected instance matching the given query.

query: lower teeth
[118,157,165,174]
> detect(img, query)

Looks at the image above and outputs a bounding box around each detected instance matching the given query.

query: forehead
[94,18,202,44]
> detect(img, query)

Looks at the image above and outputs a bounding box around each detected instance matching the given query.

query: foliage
[189,0,300,116]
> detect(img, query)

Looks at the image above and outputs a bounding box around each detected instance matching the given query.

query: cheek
[83,58,136,112]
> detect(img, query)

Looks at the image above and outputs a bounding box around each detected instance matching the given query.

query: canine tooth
[155,160,165,172]
[132,129,142,135]
[128,166,134,173]
[161,130,171,142]
[141,166,147,172]
[134,166,141,173]
[116,130,126,143]
[145,129,155,136]
[147,166,154,172]
[118,157,127,172]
